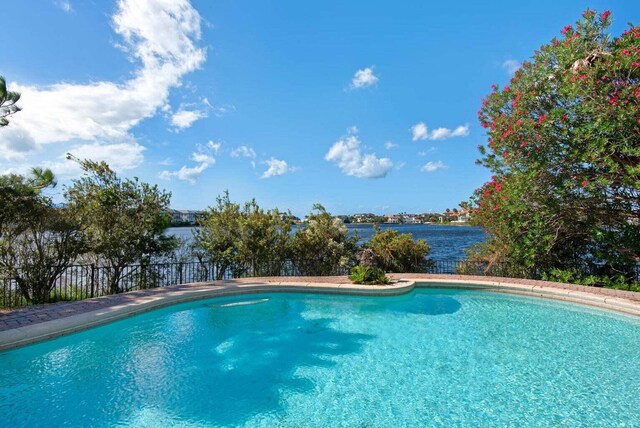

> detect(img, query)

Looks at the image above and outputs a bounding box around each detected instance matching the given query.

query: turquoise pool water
[1,288,640,427]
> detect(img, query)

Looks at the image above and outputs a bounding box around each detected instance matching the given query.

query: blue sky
[2,0,638,217]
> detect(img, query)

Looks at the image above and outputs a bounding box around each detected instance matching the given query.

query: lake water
[167,224,485,261]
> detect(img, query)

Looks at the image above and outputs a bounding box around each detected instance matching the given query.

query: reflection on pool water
[1,288,639,426]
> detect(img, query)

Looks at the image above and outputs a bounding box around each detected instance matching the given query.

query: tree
[236,200,292,276]
[0,170,85,304]
[192,192,243,279]
[65,156,176,293]
[366,226,432,272]
[290,204,359,275]
[472,10,640,285]
[0,76,21,127]
[193,193,293,278]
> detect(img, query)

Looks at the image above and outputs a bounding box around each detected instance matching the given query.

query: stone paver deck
[1,274,639,350]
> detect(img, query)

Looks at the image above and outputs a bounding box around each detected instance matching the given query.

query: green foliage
[349,265,389,285]
[65,156,176,293]
[0,170,85,303]
[367,227,432,272]
[542,268,640,291]
[236,199,291,276]
[0,76,21,127]
[192,192,242,279]
[471,10,640,287]
[193,192,292,278]
[289,204,359,275]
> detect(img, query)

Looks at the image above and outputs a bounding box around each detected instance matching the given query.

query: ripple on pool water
[1,288,639,427]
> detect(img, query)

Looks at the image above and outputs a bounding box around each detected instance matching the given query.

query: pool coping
[1,274,639,351]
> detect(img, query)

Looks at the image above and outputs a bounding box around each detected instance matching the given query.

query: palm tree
[0,76,21,127]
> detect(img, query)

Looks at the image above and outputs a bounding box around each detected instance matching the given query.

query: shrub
[367,227,432,272]
[471,10,640,288]
[349,265,389,285]
[290,204,359,275]
[193,192,292,278]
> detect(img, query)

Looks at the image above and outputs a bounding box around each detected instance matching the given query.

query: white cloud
[384,141,398,150]
[325,127,393,179]
[230,145,256,159]
[429,124,470,140]
[418,147,437,156]
[0,0,205,162]
[261,158,296,179]
[207,140,221,154]
[210,102,236,117]
[41,142,146,176]
[350,66,378,89]
[159,157,173,166]
[159,144,215,184]
[170,107,206,130]
[420,160,447,173]
[55,0,73,13]
[411,122,469,141]
[502,59,521,75]
[190,152,214,164]
[411,122,429,141]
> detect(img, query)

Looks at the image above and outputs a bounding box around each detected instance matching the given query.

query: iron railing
[1,259,638,308]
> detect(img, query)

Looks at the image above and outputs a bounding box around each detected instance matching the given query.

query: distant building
[353,213,375,223]
[451,208,471,223]
[171,210,203,225]
[385,214,402,224]
[402,214,420,224]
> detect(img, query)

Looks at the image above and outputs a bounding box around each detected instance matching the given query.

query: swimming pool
[1,288,639,426]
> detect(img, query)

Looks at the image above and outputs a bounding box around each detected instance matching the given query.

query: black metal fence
[0,261,222,308]
[1,259,637,308]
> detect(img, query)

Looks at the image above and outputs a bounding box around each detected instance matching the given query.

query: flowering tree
[471,10,640,286]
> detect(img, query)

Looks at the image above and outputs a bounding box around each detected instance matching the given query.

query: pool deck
[1,274,639,351]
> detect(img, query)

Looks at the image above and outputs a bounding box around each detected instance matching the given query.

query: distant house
[452,208,471,223]
[353,213,375,223]
[171,210,203,225]
[385,214,402,224]
[402,214,420,224]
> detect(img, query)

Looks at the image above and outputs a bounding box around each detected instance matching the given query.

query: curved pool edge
[411,279,640,318]
[0,280,415,351]
[1,275,639,351]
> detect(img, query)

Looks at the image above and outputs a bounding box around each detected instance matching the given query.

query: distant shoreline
[168,222,477,229]
[345,222,475,227]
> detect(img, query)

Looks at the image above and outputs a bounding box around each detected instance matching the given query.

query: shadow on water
[155,297,375,426]
[0,295,375,427]
[361,289,462,316]
[2,292,460,426]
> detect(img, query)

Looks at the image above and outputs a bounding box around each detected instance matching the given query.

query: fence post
[90,264,95,298]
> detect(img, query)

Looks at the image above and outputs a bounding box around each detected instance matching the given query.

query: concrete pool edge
[1,275,639,350]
